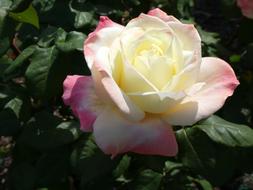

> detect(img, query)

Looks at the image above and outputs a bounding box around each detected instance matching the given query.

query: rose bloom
[63,9,239,157]
[237,0,253,19]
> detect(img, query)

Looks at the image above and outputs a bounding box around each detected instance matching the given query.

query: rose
[237,0,253,19]
[63,8,239,157]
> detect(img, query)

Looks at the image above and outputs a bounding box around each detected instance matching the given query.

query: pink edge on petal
[93,108,178,157]
[83,16,124,69]
[147,8,181,23]
[62,75,97,132]
[132,122,178,156]
[83,15,123,46]
[163,57,239,126]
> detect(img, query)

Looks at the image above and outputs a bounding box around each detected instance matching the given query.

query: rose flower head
[63,8,239,157]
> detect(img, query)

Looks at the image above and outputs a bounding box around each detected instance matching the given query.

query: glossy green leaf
[196,115,253,147]
[9,4,39,29]
[134,169,162,190]
[0,56,12,78]
[4,45,37,78]
[0,37,10,56]
[74,11,94,29]
[176,127,236,185]
[193,178,213,190]
[25,46,59,99]
[4,97,23,117]
[164,160,183,173]
[57,121,82,141]
[33,0,56,12]
[37,27,65,48]
[56,31,86,52]
[113,155,131,178]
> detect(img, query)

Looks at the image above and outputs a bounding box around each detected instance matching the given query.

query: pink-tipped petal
[62,75,98,131]
[163,57,239,126]
[93,107,178,157]
[237,0,253,19]
[84,16,124,69]
[147,8,181,23]
[91,63,145,122]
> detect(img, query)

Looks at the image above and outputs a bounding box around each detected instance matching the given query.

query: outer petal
[169,22,201,61]
[163,57,239,125]
[84,16,124,70]
[147,8,181,23]
[62,75,98,131]
[91,62,145,122]
[93,107,178,157]
[237,0,253,19]
[126,13,170,31]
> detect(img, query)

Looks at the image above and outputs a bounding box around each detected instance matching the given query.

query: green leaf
[69,0,95,29]
[134,169,162,190]
[56,31,86,52]
[0,37,10,56]
[229,54,241,63]
[0,56,12,77]
[4,97,23,117]
[192,178,213,190]
[81,135,98,159]
[4,45,37,78]
[25,46,59,99]
[70,136,115,187]
[176,128,213,175]
[0,9,7,35]
[196,115,253,147]
[74,11,94,29]
[4,96,31,121]
[9,4,39,29]
[197,26,220,45]
[33,0,56,12]
[164,160,183,173]
[57,121,82,141]
[37,27,65,48]
[0,0,12,9]
[176,127,236,185]
[113,155,131,178]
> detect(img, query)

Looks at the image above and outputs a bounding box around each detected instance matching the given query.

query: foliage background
[1,0,253,190]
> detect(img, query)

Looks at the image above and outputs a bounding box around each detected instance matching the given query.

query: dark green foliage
[1,0,253,190]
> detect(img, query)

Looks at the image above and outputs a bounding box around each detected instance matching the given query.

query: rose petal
[84,16,124,70]
[164,62,200,92]
[163,57,239,125]
[127,91,184,114]
[169,22,201,61]
[93,107,178,157]
[91,63,145,122]
[147,8,181,23]
[126,13,170,31]
[62,75,98,131]
[119,57,159,93]
[237,0,253,19]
